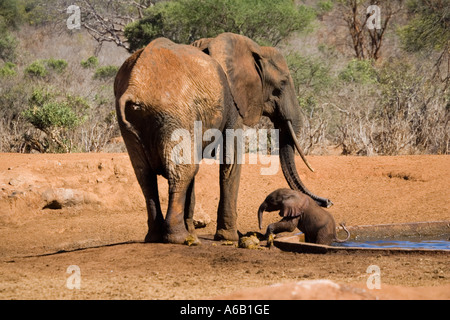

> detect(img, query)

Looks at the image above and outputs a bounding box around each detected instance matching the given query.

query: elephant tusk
[286,120,315,173]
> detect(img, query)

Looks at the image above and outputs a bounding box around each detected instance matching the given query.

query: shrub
[81,56,99,69]
[317,1,333,15]
[25,58,69,78]
[46,58,68,73]
[23,101,80,131]
[338,59,377,84]
[93,65,119,80]
[399,0,450,53]
[0,31,18,62]
[334,59,449,155]
[0,61,16,77]
[25,60,47,77]
[286,53,332,94]
[22,87,88,153]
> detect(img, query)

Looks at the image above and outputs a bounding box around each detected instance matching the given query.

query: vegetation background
[0,0,448,155]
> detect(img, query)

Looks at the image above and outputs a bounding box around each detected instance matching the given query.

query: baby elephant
[258,188,350,245]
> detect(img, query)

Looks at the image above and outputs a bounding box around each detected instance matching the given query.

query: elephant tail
[116,93,152,168]
[117,93,135,132]
[334,222,350,243]
[117,93,145,146]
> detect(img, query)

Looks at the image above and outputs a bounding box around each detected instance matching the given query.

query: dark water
[333,235,450,250]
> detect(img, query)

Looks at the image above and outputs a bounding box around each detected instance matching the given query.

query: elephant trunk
[258,202,267,230]
[279,124,333,208]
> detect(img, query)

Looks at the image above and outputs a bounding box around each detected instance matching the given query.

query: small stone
[8,178,20,186]
[238,235,260,249]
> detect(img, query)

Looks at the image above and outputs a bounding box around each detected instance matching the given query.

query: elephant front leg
[215,136,242,242]
[265,217,298,244]
[215,161,241,241]
[215,125,243,241]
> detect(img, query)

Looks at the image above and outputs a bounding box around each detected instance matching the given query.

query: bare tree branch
[79,0,158,53]
[337,0,404,60]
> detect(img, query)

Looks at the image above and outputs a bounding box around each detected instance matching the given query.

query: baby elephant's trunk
[258,203,267,230]
[334,222,351,243]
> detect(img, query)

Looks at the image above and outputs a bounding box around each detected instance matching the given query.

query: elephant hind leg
[184,178,196,235]
[315,227,334,246]
[143,173,165,243]
[164,172,200,245]
[120,126,164,243]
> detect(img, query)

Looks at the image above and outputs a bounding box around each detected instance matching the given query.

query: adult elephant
[114,32,332,244]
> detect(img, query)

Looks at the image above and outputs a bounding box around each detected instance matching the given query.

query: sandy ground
[0,152,449,300]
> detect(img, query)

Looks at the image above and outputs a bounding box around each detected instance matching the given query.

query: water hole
[332,234,450,251]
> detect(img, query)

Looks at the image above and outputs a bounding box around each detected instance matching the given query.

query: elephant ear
[191,38,213,55]
[198,33,264,127]
[280,195,309,218]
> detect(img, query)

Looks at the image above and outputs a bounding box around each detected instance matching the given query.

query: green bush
[46,58,68,73]
[338,59,377,84]
[286,53,332,94]
[25,58,69,77]
[124,0,316,50]
[317,1,333,14]
[0,62,17,77]
[398,0,450,52]
[0,31,18,62]
[25,60,47,77]
[22,87,88,153]
[0,0,22,28]
[23,101,80,131]
[93,65,119,80]
[81,56,99,69]
[23,88,82,130]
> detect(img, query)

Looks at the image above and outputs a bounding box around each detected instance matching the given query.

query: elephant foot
[163,222,200,245]
[214,228,239,241]
[164,231,201,246]
[144,223,165,243]
[144,231,164,243]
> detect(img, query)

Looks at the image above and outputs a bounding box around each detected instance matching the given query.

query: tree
[124,0,316,50]
[335,0,403,60]
[0,0,21,62]
[79,0,162,53]
[399,0,450,85]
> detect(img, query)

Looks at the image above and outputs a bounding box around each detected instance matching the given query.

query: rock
[41,188,100,209]
[216,279,376,300]
[8,178,21,186]
[238,235,260,249]
[193,205,211,228]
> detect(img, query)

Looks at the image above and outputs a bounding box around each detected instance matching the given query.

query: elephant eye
[272,88,281,97]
